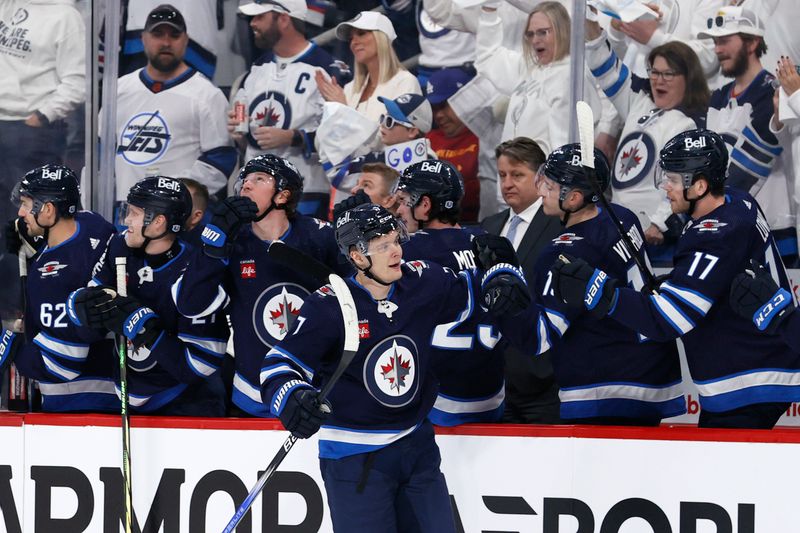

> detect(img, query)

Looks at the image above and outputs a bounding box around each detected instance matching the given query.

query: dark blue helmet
[396,160,463,212]
[237,154,304,196]
[127,176,192,233]
[657,129,728,189]
[540,143,611,203]
[335,203,408,260]
[17,164,81,217]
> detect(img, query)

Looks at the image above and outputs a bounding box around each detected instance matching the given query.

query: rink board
[0,414,798,532]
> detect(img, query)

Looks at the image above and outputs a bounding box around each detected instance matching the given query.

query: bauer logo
[118,111,171,166]
[585,270,607,310]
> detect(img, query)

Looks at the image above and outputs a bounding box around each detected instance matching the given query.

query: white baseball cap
[697,6,764,39]
[335,11,397,42]
[239,0,308,21]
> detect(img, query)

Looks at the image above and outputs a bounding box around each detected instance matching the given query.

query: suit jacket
[481,205,564,423]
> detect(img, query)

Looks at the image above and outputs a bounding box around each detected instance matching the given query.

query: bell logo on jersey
[253,283,310,347]
[119,111,171,166]
[364,336,419,407]
[684,136,707,150]
[240,260,256,279]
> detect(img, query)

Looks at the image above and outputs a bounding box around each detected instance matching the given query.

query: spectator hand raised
[314,70,347,105]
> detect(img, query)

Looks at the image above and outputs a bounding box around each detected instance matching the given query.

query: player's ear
[274,189,291,206]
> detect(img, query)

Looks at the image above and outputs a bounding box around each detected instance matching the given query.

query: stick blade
[576,100,595,169]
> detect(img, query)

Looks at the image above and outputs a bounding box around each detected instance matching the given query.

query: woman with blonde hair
[315,12,421,125]
[476,1,602,155]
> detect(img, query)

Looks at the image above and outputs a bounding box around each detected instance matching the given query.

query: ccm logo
[755,292,787,329]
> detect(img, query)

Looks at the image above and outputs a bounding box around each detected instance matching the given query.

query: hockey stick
[575,101,658,289]
[221,242,359,533]
[115,257,133,533]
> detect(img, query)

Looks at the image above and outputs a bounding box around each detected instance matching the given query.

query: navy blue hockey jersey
[611,189,800,412]
[533,205,685,421]
[402,227,506,425]
[14,211,119,412]
[261,262,500,459]
[174,215,349,417]
[91,235,229,413]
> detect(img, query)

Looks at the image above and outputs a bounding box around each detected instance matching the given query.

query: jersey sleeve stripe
[742,125,782,156]
[172,275,229,318]
[559,380,684,403]
[41,354,81,381]
[605,64,629,98]
[649,293,695,335]
[731,150,771,179]
[659,282,713,316]
[536,314,552,355]
[33,332,90,361]
[590,51,617,77]
[177,334,227,357]
[260,362,302,384]
[266,346,315,380]
[544,308,570,337]
[185,348,220,377]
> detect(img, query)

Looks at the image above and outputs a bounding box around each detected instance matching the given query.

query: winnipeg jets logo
[119,111,171,166]
[552,233,584,245]
[247,91,292,147]
[253,283,310,347]
[38,261,67,277]
[11,8,28,25]
[403,260,427,276]
[364,336,419,407]
[697,219,728,232]
[612,132,656,190]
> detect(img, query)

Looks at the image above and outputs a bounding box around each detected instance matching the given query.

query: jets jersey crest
[253,282,310,347]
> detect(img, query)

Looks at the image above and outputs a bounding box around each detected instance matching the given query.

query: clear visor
[361,223,410,256]
[116,202,151,229]
[654,165,690,190]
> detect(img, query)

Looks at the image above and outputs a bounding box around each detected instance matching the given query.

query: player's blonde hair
[352,30,404,94]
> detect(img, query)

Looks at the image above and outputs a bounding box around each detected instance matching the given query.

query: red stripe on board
[6,413,800,443]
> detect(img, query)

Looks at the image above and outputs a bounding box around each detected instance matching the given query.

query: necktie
[506,215,524,247]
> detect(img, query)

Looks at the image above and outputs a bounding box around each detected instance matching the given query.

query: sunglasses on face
[380,114,413,129]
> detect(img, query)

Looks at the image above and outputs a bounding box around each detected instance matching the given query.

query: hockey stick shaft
[115,257,133,533]
[575,101,658,288]
[222,243,359,533]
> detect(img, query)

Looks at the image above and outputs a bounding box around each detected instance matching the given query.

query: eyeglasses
[524,27,552,40]
[646,68,681,82]
[379,114,413,130]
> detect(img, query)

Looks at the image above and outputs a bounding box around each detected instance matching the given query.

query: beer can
[234,101,249,133]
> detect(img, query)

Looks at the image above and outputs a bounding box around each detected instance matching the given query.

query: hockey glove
[67,286,117,329]
[333,190,371,225]
[480,263,531,317]
[550,254,618,318]
[202,196,259,259]
[278,385,332,439]
[100,294,161,347]
[472,233,520,270]
[730,259,795,334]
[5,218,42,258]
[0,329,22,374]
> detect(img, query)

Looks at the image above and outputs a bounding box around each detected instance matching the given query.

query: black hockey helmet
[127,176,192,234]
[236,154,304,196]
[656,129,728,190]
[540,143,611,203]
[396,160,464,212]
[335,203,408,260]
[16,164,81,218]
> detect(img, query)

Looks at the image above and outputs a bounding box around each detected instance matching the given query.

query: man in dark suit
[481,137,563,424]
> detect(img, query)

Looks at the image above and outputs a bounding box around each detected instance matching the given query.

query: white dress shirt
[501,198,542,251]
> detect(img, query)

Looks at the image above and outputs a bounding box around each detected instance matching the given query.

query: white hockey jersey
[104,67,235,200]
[237,43,347,195]
[476,9,602,155]
[416,2,475,68]
[586,32,698,231]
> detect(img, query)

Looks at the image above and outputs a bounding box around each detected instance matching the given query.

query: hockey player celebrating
[395,159,505,425]
[533,144,684,425]
[259,202,531,532]
[68,176,230,416]
[0,165,118,412]
[551,129,800,428]
[174,154,346,417]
